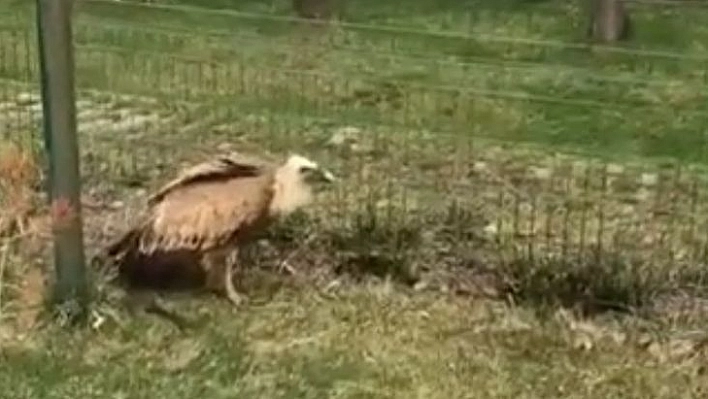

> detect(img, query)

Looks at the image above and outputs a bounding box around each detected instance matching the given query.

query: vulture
[103,153,336,306]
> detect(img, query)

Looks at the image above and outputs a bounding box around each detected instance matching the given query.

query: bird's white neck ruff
[268,168,314,216]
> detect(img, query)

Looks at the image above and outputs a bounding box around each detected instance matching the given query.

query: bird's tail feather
[104,216,155,259]
[105,227,141,258]
[89,225,144,285]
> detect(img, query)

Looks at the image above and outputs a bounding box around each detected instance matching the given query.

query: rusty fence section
[1,0,708,272]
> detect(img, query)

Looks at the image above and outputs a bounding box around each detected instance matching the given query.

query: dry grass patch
[0,137,49,343]
[0,139,42,237]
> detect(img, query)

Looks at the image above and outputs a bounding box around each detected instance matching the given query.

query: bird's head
[283,154,336,187]
[269,154,336,216]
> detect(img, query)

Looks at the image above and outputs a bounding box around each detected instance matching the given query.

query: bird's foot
[124,291,192,331]
[278,260,298,276]
[225,289,247,307]
[224,272,247,307]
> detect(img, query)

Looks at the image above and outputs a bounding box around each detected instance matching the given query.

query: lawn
[2,286,707,399]
[3,0,708,164]
[2,0,708,397]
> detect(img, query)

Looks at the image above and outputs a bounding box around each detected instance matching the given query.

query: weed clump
[0,139,42,237]
[326,202,423,285]
[500,250,706,317]
[0,138,46,334]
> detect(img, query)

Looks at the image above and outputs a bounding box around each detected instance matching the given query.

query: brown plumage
[104,153,335,305]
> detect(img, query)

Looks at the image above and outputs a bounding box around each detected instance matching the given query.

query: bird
[102,152,336,307]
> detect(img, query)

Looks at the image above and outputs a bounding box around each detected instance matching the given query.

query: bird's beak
[303,166,336,185]
[319,169,336,183]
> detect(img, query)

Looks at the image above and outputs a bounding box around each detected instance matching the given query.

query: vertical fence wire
[2,1,708,292]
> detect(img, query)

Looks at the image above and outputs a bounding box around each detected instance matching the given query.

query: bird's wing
[147,155,269,207]
[138,172,277,254]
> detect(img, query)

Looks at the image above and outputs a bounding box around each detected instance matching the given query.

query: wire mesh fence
[3,0,708,298]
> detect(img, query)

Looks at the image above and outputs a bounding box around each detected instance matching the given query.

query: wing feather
[139,172,276,254]
[105,153,276,265]
[147,155,269,206]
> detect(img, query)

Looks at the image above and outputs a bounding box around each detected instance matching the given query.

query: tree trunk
[293,0,334,20]
[587,0,632,43]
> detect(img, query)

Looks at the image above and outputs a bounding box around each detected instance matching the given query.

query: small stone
[519,203,534,214]
[530,166,552,180]
[572,334,594,351]
[327,126,361,147]
[607,163,624,175]
[572,161,589,174]
[216,142,232,152]
[324,279,342,293]
[162,338,203,372]
[620,204,635,215]
[350,143,364,153]
[636,333,654,349]
[609,331,628,345]
[414,280,429,292]
[635,188,651,202]
[75,100,94,109]
[640,173,658,186]
[376,199,391,209]
[647,341,665,361]
[90,311,106,330]
[472,161,488,173]
[666,338,698,360]
[483,223,498,237]
[16,92,39,105]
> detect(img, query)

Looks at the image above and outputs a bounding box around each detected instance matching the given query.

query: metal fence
[3,0,708,274]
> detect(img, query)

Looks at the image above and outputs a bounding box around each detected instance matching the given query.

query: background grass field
[3,0,708,397]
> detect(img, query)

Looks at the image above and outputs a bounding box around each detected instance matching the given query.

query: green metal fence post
[36,0,89,322]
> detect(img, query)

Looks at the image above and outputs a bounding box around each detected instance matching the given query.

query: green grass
[3,287,708,399]
[3,0,708,164]
[4,0,708,397]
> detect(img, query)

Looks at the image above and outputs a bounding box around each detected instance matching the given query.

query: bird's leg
[204,250,225,293]
[276,231,317,276]
[224,248,246,306]
[204,249,246,307]
[123,289,192,331]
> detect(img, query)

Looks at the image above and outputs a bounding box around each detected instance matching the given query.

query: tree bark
[587,0,632,43]
[293,0,334,20]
